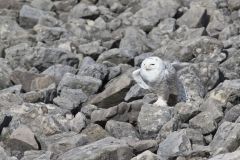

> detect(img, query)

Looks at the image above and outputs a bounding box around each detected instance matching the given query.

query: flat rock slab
[157,130,192,159]
[90,69,134,108]
[8,125,39,152]
[137,104,172,139]
[209,150,240,160]
[57,137,134,160]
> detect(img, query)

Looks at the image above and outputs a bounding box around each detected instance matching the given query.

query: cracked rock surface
[0,0,240,159]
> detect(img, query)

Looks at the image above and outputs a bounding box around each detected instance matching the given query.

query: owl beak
[145,65,151,70]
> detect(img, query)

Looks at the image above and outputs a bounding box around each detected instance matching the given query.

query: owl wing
[132,69,150,90]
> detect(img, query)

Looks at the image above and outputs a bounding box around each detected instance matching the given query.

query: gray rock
[0,58,12,90]
[147,18,176,50]
[69,3,99,19]
[131,150,159,160]
[105,120,139,141]
[53,88,88,110]
[208,150,240,160]
[108,65,121,80]
[138,104,172,139]
[4,43,34,70]
[177,4,207,28]
[0,0,20,9]
[22,91,42,103]
[119,27,149,54]
[42,64,77,84]
[184,128,205,146]
[53,0,79,12]
[57,73,102,96]
[78,57,108,81]
[30,47,79,71]
[90,69,134,108]
[228,0,240,10]
[224,104,240,122]
[220,50,240,79]
[97,48,135,65]
[69,112,87,133]
[31,0,54,11]
[44,132,88,156]
[57,137,134,160]
[21,150,52,160]
[191,62,220,91]
[81,104,98,118]
[0,16,28,42]
[219,22,240,40]
[7,125,39,153]
[124,84,150,102]
[210,122,240,155]
[181,36,223,58]
[157,130,192,159]
[82,123,110,143]
[0,145,18,160]
[174,25,205,41]
[34,25,66,44]
[206,10,229,37]
[91,106,118,123]
[19,5,51,28]
[10,70,55,92]
[175,102,201,123]
[0,92,23,114]
[130,0,180,31]
[78,41,106,58]
[7,103,69,136]
[157,116,180,142]
[208,79,240,104]
[129,140,158,154]
[189,112,218,135]
[0,85,22,95]
[38,15,62,27]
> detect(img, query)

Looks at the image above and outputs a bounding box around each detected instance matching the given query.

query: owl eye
[150,64,155,66]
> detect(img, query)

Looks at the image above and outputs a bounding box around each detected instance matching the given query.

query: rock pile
[0,0,240,159]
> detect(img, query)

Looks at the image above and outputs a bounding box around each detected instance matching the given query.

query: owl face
[141,57,163,71]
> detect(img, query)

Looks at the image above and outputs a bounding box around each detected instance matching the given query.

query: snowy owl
[132,56,187,106]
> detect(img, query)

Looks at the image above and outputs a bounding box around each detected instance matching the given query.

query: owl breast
[140,69,161,83]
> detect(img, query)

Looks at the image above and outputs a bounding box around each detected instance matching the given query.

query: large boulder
[138,104,172,139]
[57,137,134,160]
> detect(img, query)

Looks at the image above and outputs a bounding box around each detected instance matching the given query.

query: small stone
[177,4,207,28]
[81,104,98,118]
[209,122,240,155]
[105,120,139,141]
[44,132,88,155]
[42,64,77,84]
[138,104,172,139]
[8,125,39,152]
[19,5,50,28]
[91,106,118,123]
[82,123,110,143]
[78,57,108,81]
[31,0,54,11]
[131,150,159,160]
[69,112,87,133]
[208,150,240,160]
[189,112,217,135]
[90,69,134,108]
[57,73,102,96]
[157,130,192,159]
[57,137,134,160]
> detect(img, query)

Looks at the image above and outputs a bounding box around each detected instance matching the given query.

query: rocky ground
[0,0,240,160]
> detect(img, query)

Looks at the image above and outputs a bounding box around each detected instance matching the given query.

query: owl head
[141,56,164,72]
